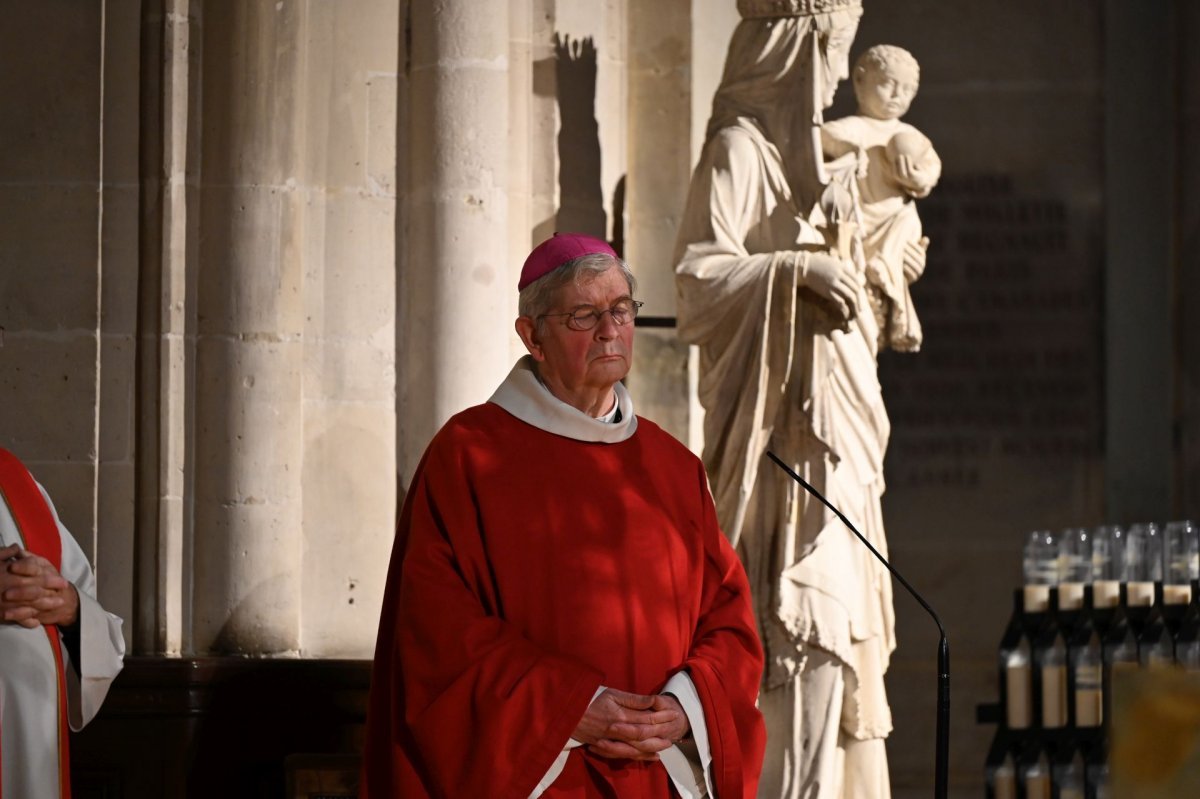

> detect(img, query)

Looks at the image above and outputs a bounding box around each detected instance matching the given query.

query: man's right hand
[572,688,688,762]
[799,251,859,321]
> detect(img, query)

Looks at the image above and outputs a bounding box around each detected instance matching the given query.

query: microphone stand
[766,451,949,799]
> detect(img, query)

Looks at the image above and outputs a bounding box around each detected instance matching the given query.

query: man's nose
[594,310,620,339]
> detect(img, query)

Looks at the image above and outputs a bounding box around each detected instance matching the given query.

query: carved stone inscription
[879,173,1103,492]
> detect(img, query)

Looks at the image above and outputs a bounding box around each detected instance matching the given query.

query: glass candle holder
[1091,524,1125,608]
[1163,520,1198,605]
[1022,529,1058,612]
[1125,522,1161,607]
[1058,527,1091,610]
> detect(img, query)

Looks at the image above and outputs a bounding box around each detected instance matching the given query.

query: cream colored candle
[1041,663,1067,728]
[1074,685,1102,727]
[993,763,1016,799]
[1005,660,1032,729]
[1023,584,1051,613]
[1163,583,1192,605]
[1127,581,1156,607]
[1025,772,1050,799]
[1058,581,1084,610]
[1093,579,1120,608]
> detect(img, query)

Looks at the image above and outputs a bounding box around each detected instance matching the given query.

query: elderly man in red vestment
[361,233,766,798]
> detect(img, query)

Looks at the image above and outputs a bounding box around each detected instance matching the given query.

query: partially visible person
[821,44,939,351]
[361,233,765,798]
[0,447,126,799]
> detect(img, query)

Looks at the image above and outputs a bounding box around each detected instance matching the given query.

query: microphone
[766,451,950,799]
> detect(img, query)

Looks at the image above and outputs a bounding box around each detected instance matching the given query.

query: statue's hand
[903,237,930,283]
[799,252,859,322]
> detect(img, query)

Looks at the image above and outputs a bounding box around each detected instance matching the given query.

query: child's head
[852,45,920,121]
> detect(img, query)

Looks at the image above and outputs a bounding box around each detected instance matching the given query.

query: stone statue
[821,44,940,352]
[673,1,934,796]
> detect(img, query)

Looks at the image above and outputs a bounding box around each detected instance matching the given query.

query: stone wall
[1,0,399,659]
[0,0,140,645]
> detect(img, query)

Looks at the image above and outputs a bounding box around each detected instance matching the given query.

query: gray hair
[518,252,637,325]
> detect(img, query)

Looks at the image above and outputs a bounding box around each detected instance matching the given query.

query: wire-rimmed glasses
[538,299,643,331]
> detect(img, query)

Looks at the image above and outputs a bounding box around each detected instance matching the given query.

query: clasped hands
[571,688,690,762]
[0,543,79,628]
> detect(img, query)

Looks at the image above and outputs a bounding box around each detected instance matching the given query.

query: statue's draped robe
[675,110,895,742]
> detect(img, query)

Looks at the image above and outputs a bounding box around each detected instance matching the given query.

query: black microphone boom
[765,450,949,799]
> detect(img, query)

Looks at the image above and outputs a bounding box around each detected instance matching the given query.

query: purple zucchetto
[518,232,617,291]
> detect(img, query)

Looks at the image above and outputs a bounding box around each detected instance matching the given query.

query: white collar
[488,356,638,443]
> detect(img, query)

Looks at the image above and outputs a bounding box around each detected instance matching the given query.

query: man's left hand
[1,547,79,628]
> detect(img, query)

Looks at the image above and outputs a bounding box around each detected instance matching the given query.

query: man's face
[855,61,919,120]
[819,18,861,108]
[523,266,635,398]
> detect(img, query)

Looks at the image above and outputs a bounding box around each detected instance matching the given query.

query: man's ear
[515,316,545,362]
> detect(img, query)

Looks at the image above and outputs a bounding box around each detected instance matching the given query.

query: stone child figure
[821,44,940,351]
[674,1,931,797]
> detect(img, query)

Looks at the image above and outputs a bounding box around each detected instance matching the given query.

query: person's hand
[600,693,690,758]
[800,252,860,321]
[572,689,689,761]
[902,237,930,283]
[0,546,79,628]
[893,155,937,198]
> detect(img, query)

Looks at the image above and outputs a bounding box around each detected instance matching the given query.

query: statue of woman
[674,1,928,796]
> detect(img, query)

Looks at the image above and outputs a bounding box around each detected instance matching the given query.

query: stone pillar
[528,0,559,250]
[400,0,511,485]
[192,1,307,654]
[296,0,399,657]
[507,0,538,363]
[684,3,741,453]
[137,0,398,658]
[625,0,693,444]
[136,0,201,655]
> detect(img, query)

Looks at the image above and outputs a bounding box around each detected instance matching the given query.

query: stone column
[135,0,201,655]
[192,1,307,654]
[399,1,511,485]
[625,0,692,443]
[295,0,399,657]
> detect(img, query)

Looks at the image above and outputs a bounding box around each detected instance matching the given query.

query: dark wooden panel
[70,657,371,799]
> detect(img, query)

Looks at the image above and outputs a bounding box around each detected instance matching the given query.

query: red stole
[0,448,72,799]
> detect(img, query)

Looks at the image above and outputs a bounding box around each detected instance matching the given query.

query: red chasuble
[0,448,72,799]
[361,403,765,798]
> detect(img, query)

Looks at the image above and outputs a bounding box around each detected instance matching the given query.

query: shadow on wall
[555,33,625,252]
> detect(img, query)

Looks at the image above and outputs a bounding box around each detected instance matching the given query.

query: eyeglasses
[538,299,643,331]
